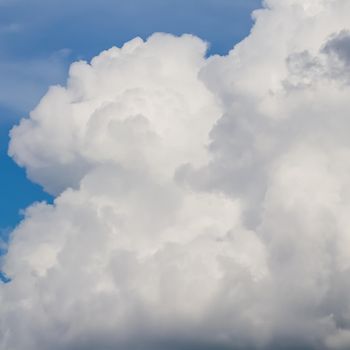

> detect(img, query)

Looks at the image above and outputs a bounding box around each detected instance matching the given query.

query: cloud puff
[3,1,350,349]
[9,34,220,194]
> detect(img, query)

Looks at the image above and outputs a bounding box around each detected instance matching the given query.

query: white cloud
[9,34,221,194]
[3,1,350,349]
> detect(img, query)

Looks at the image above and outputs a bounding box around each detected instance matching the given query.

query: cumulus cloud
[3,0,350,349]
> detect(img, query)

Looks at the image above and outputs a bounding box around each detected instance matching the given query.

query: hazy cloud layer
[3,0,350,349]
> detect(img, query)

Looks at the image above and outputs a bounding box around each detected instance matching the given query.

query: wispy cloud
[0,23,20,33]
[0,52,70,115]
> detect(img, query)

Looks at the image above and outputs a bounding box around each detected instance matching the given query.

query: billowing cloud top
[3,0,350,349]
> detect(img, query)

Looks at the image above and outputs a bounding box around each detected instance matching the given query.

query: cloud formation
[3,0,350,349]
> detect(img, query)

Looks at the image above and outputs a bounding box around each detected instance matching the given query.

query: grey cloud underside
[54,339,319,350]
[323,30,350,64]
[3,0,350,349]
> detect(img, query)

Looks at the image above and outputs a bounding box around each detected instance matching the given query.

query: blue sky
[0,0,261,236]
